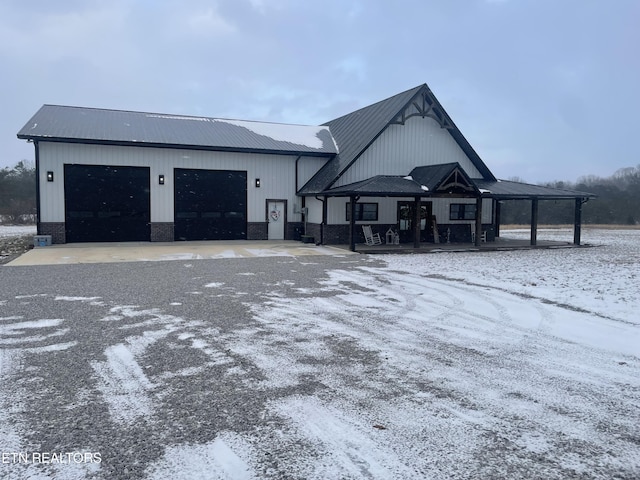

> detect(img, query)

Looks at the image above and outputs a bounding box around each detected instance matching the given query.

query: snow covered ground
[0,228,638,479]
[0,225,36,238]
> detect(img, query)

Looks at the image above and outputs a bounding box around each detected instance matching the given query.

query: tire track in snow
[0,316,76,352]
[235,263,640,478]
[270,396,417,479]
[91,343,156,424]
[93,303,248,427]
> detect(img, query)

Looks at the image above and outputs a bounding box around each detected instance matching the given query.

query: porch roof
[318,175,429,197]
[474,179,597,199]
[312,167,596,200]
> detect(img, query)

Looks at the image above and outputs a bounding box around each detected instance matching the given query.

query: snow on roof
[146,114,210,122]
[145,114,331,149]
[215,119,329,150]
[17,105,339,155]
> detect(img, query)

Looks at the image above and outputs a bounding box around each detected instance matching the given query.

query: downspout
[294,155,303,235]
[34,140,41,235]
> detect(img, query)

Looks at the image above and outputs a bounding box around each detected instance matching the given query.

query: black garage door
[64,164,150,243]
[174,169,247,241]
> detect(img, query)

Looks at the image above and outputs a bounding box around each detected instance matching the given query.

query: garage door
[174,169,247,241]
[64,164,150,243]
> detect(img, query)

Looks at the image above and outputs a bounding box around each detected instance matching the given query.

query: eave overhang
[303,173,597,200]
[17,135,336,158]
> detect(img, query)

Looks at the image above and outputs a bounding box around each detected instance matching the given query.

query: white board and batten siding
[304,197,324,224]
[334,115,483,188]
[38,142,326,224]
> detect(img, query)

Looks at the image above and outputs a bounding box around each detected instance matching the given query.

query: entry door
[397,201,432,243]
[267,200,286,240]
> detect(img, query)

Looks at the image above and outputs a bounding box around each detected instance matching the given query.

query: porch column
[321,195,328,245]
[349,195,357,252]
[573,197,582,245]
[530,198,539,246]
[474,196,483,247]
[494,200,501,238]
[413,196,421,248]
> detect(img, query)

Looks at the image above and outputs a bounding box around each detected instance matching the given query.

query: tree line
[499,165,640,225]
[0,160,638,225]
[0,161,36,224]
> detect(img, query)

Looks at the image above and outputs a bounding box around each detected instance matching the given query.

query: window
[450,204,476,220]
[346,202,378,221]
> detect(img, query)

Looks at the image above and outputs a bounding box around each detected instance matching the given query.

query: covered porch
[349,234,591,254]
[307,164,596,252]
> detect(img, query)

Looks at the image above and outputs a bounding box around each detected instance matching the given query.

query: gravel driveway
[0,256,381,479]
[1,248,638,479]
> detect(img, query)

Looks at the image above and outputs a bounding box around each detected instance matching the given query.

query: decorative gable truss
[390,89,453,129]
[436,167,477,194]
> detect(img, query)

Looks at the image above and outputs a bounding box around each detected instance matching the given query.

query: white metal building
[17,84,594,248]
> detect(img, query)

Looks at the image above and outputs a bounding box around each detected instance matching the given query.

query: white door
[267,200,285,240]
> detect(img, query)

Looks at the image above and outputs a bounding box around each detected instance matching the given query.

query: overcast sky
[2,0,638,183]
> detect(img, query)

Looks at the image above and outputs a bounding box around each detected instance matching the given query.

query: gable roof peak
[299,83,496,194]
[321,84,426,127]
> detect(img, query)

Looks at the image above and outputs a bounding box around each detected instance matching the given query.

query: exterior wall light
[47,171,54,182]
[255,178,261,188]
[159,174,165,185]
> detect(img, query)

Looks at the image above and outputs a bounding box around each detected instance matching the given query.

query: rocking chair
[362,225,383,246]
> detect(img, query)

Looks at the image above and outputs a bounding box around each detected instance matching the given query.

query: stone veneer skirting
[151,223,174,242]
[307,223,396,245]
[287,222,304,241]
[248,222,305,240]
[247,222,268,240]
[308,222,496,245]
[39,222,66,244]
[304,223,322,243]
[37,221,495,245]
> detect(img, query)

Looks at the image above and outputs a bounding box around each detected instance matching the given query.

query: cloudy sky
[2,0,638,183]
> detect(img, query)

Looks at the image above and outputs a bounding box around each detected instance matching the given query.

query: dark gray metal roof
[299,83,496,195]
[320,165,596,199]
[17,105,338,156]
[474,179,596,199]
[321,175,430,197]
[409,163,479,192]
[299,86,423,194]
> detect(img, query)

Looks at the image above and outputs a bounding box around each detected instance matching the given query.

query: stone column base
[39,222,66,244]
[150,223,174,242]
